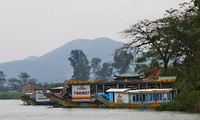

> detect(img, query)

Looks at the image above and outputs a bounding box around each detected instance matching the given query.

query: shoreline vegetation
[0,92,23,99]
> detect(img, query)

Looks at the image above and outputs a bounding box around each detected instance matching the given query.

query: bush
[157,101,185,111]
[160,67,178,76]
[157,91,200,112]
[0,92,23,99]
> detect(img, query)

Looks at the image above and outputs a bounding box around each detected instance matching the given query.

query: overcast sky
[0,0,190,63]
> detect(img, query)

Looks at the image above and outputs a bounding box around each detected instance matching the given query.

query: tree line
[0,71,60,92]
[68,49,134,80]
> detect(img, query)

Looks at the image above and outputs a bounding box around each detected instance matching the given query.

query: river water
[0,100,199,120]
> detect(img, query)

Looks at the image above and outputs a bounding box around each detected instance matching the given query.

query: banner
[72,85,90,101]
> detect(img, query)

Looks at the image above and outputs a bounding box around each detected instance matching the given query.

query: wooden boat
[45,92,100,108]
[97,88,175,109]
[20,93,35,105]
[20,88,60,106]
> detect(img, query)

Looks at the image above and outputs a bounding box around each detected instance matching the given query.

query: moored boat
[45,92,100,108]
[20,88,59,105]
[97,88,175,109]
[20,92,35,105]
[45,83,102,108]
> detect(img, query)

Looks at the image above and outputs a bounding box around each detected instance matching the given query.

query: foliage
[159,67,178,76]
[121,2,198,71]
[158,1,200,112]
[38,82,61,88]
[68,49,90,80]
[135,50,161,73]
[18,72,30,84]
[0,86,9,92]
[134,64,148,73]
[0,71,6,84]
[157,101,185,111]
[90,58,102,79]
[0,92,23,99]
[97,62,113,80]
[113,50,133,74]
[91,58,113,80]
[7,78,22,92]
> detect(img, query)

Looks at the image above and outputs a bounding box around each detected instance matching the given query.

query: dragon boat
[97,88,175,109]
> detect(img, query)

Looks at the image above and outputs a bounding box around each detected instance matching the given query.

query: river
[0,100,199,120]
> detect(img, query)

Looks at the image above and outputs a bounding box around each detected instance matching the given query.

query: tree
[0,71,6,84]
[113,50,133,74]
[135,50,161,71]
[98,62,113,80]
[120,2,199,71]
[121,15,182,71]
[0,71,7,92]
[90,58,102,79]
[7,78,22,91]
[194,0,200,8]
[148,2,200,112]
[68,49,90,80]
[18,72,30,84]
[90,58,113,80]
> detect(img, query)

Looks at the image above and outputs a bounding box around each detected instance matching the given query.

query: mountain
[0,37,123,82]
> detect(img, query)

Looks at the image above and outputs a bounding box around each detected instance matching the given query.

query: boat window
[132,94,138,102]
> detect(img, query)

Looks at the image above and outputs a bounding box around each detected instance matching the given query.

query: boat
[20,88,61,106]
[45,76,176,108]
[97,88,175,109]
[45,92,100,108]
[20,92,35,105]
[45,84,102,108]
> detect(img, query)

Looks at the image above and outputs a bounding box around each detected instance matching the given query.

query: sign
[72,85,90,102]
[114,93,129,103]
[36,90,51,102]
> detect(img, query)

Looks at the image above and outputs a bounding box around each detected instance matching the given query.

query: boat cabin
[35,88,51,103]
[103,88,175,104]
[128,89,174,103]
[105,88,131,103]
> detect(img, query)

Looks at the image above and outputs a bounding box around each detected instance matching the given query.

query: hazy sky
[0,0,190,63]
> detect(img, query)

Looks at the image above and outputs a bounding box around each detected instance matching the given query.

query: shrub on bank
[0,92,23,99]
[157,91,200,113]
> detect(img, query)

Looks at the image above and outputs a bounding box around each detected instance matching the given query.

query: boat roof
[128,88,173,93]
[51,86,63,90]
[106,88,131,92]
[114,73,144,78]
[62,79,175,86]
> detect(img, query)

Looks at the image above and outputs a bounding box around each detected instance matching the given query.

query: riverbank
[0,92,23,99]
[157,100,200,113]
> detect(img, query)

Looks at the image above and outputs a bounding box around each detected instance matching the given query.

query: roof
[158,76,176,80]
[62,80,99,85]
[114,73,145,78]
[51,86,63,90]
[106,88,131,92]
[61,79,175,86]
[35,88,51,90]
[128,88,173,93]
